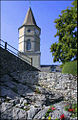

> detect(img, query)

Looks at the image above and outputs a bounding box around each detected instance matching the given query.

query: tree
[50,0,77,64]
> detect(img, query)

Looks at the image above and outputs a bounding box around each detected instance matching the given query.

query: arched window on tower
[26,39,31,50]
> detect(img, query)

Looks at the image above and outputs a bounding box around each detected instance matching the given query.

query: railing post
[5,42,7,50]
[31,58,32,65]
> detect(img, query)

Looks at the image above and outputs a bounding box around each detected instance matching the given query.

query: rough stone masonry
[0,47,77,119]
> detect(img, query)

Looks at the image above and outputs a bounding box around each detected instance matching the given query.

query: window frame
[26,39,31,51]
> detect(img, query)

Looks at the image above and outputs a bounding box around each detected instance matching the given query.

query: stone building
[18,7,41,68]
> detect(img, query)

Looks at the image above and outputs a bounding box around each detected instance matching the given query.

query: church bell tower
[18,7,41,68]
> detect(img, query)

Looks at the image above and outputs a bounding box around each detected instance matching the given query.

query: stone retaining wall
[0,47,39,76]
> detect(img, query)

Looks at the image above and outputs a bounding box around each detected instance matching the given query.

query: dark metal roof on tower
[23,7,37,26]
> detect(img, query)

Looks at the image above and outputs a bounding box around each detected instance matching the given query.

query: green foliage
[64,103,77,118]
[60,64,65,68]
[50,0,77,63]
[55,118,60,120]
[24,103,29,106]
[21,107,30,111]
[45,112,49,118]
[48,116,51,120]
[62,60,77,75]
[64,105,70,111]
[47,108,52,113]
[35,88,41,94]
[45,106,56,119]
[5,99,10,103]
[45,108,51,118]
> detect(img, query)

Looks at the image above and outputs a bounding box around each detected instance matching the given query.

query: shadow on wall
[0,47,39,99]
[0,47,39,77]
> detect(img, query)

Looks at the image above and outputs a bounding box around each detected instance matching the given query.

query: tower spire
[23,7,37,25]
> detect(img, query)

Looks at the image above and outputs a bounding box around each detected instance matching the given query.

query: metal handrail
[0,39,32,65]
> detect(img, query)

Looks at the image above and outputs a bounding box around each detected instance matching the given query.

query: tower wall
[18,8,41,68]
[18,27,25,52]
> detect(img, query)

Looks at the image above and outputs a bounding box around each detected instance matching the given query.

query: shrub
[62,60,77,75]
[24,103,29,106]
[64,103,77,118]
[35,88,41,94]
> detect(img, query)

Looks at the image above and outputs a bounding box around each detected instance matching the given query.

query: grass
[35,88,41,94]
[62,60,77,76]
[45,112,49,118]
[4,99,10,103]
[22,108,29,111]
[60,64,65,68]
[24,103,29,106]
[21,107,30,111]
[45,106,56,119]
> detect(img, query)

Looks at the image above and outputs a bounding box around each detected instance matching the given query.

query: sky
[1,0,73,65]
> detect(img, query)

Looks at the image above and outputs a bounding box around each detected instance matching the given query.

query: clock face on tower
[35,29,39,35]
